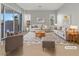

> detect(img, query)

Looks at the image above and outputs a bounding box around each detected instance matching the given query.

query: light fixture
[38,5,42,8]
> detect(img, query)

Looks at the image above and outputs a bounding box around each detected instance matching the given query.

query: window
[1,4,4,38]
[1,4,22,38]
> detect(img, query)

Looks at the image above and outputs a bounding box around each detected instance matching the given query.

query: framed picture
[64,16,70,21]
[36,17,45,23]
[63,15,71,27]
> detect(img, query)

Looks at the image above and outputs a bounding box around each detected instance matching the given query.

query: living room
[0,3,79,56]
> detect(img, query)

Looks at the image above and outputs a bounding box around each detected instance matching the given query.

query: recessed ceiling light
[38,5,42,8]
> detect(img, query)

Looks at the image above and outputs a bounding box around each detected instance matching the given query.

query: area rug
[23,32,67,44]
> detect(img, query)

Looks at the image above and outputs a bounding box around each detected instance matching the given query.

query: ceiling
[17,3,64,10]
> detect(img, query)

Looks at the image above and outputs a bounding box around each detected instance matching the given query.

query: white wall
[57,3,79,27]
[57,14,64,26]
[24,10,56,29]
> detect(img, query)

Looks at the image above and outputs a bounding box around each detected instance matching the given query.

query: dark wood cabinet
[5,34,23,55]
[66,30,79,43]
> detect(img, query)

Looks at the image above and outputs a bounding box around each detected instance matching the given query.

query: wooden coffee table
[35,31,45,39]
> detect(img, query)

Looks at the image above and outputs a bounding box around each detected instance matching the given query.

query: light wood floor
[4,43,79,56]
[0,32,79,56]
